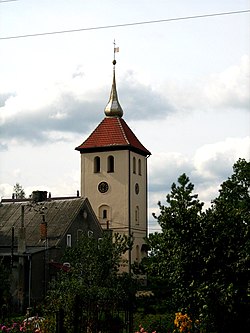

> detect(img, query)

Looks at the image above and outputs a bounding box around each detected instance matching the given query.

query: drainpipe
[18,205,26,313]
[128,150,131,275]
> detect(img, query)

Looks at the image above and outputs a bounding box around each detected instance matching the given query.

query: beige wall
[80,149,148,270]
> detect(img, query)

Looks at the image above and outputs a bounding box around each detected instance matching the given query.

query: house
[0,191,103,312]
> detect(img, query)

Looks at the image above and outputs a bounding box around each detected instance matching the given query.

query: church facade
[76,59,151,272]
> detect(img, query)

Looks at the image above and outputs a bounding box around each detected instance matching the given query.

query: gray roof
[0,197,102,252]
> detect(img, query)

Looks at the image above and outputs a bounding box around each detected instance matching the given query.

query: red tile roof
[75,117,151,156]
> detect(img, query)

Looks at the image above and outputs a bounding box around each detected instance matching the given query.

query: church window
[133,157,136,174]
[103,209,107,219]
[107,155,114,172]
[99,205,111,228]
[94,156,100,173]
[138,159,142,175]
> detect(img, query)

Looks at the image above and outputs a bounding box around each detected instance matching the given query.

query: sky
[0,0,249,233]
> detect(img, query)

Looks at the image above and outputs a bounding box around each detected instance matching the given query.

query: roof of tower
[76,45,151,156]
[104,63,123,117]
[75,117,151,156]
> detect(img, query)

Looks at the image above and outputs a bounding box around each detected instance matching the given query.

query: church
[0,52,151,310]
[75,56,151,271]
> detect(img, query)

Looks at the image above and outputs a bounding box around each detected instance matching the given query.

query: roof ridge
[117,118,130,145]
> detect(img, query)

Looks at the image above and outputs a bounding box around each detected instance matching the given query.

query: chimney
[40,215,47,240]
[18,205,26,254]
[32,191,47,202]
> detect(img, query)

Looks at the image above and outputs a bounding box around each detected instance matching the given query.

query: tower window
[94,156,100,173]
[133,157,136,174]
[107,155,114,173]
[103,209,107,219]
[138,159,142,175]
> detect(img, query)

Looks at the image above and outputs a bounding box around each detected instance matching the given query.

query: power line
[0,0,19,3]
[0,9,249,40]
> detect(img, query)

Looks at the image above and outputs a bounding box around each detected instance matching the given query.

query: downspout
[128,150,131,275]
[146,155,150,237]
[28,255,31,307]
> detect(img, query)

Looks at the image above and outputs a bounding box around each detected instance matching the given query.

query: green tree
[144,174,204,318]
[200,158,250,332]
[13,183,25,199]
[143,159,250,332]
[45,232,136,333]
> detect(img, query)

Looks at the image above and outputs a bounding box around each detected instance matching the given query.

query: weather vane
[113,39,119,66]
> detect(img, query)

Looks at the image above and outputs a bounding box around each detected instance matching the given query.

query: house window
[135,206,139,225]
[77,229,83,241]
[94,156,100,173]
[138,159,142,175]
[66,234,72,247]
[107,155,114,172]
[133,157,136,174]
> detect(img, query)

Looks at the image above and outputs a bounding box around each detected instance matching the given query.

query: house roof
[75,117,151,156]
[0,197,102,253]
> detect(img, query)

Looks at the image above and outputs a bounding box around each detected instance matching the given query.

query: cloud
[162,55,250,112]
[148,137,250,208]
[0,92,16,108]
[0,71,175,146]
[120,71,175,120]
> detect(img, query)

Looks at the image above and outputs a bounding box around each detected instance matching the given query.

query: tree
[143,159,250,332]
[200,158,250,332]
[143,174,205,318]
[45,232,137,333]
[13,183,25,199]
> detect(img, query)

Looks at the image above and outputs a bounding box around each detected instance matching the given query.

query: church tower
[75,51,151,272]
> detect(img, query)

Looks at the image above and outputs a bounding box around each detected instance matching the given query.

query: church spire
[104,41,123,118]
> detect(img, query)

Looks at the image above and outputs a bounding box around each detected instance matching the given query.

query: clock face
[135,183,139,194]
[98,181,109,193]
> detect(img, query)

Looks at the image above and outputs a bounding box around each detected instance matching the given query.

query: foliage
[143,159,250,333]
[13,183,25,199]
[45,231,136,332]
[0,260,11,315]
[144,174,205,317]
[0,316,44,332]
[173,312,200,333]
[133,313,174,333]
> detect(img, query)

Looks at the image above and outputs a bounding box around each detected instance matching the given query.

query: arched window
[135,206,139,225]
[133,157,136,174]
[99,205,111,229]
[107,155,114,173]
[138,159,142,175]
[94,156,100,173]
[103,209,107,219]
